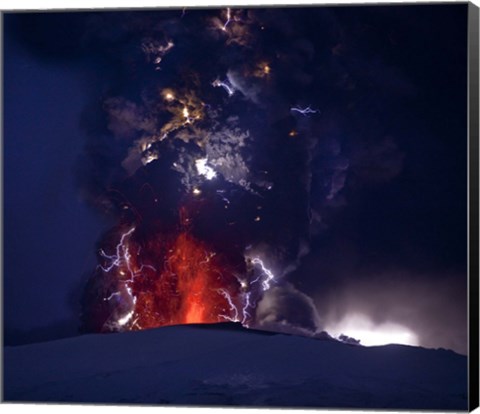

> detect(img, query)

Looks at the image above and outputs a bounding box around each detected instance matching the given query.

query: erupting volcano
[79,7,319,334]
[82,192,272,332]
[80,123,282,333]
[74,3,468,352]
[4,1,470,366]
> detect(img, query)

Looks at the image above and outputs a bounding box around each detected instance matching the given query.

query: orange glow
[170,232,221,324]
[250,61,272,78]
[162,88,176,102]
[87,202,244,333]
[127,226,240,330]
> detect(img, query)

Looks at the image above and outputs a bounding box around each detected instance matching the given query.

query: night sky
[3,4,468,354]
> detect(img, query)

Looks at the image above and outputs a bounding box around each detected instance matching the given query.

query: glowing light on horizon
[326,313,419,347]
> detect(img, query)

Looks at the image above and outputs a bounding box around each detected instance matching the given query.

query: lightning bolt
[104,292,121,301]
[290,106,319,116]
[117,310,135,327]
[212,78,235,96]
[251,257,276,291]
[98,227,147,329]
[241,291,252,325]
[216,190,231,206]
[98,227,136,274]
[217,273,257,326]
[217,288,240,322]
[138,263,157,273]
[113,284,138,329]
[222,8,233,31]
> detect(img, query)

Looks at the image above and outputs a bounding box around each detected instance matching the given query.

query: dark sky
[3,23,108,342]
[3,4,468,353]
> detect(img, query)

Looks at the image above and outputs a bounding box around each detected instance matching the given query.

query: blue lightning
[290,106,319,116]
[212,78,235,97]
[241,291,252,325]
[251,257,276,291]
[104,292,121,301]
[217,288,240,322]
[99,227,136,275]
[98,227,157,329]
[222,8,233,31]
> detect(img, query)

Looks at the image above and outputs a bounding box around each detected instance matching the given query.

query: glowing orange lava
[130,230,239,330]
[84,203,244,333]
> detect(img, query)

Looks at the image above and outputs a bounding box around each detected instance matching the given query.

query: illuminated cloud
[195,158,217,180]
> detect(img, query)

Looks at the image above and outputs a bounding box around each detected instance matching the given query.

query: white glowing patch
[125,285,137,305]
[192,187,202,196]
[140,141,152,152]
[143,153,158,165]
[195,158,217,180]
[117,310,134,327]
[326,313,419,347]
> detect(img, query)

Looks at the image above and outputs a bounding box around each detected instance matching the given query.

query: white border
[1,0,478,12]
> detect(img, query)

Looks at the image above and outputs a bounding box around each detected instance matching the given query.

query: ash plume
[74,7,428,340]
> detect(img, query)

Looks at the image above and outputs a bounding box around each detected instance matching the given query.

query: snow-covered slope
[3,323,468,410]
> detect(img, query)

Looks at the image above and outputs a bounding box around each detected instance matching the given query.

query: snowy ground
[3,323,468,410]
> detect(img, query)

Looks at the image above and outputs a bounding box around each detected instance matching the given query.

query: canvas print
[3,2,477,410]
